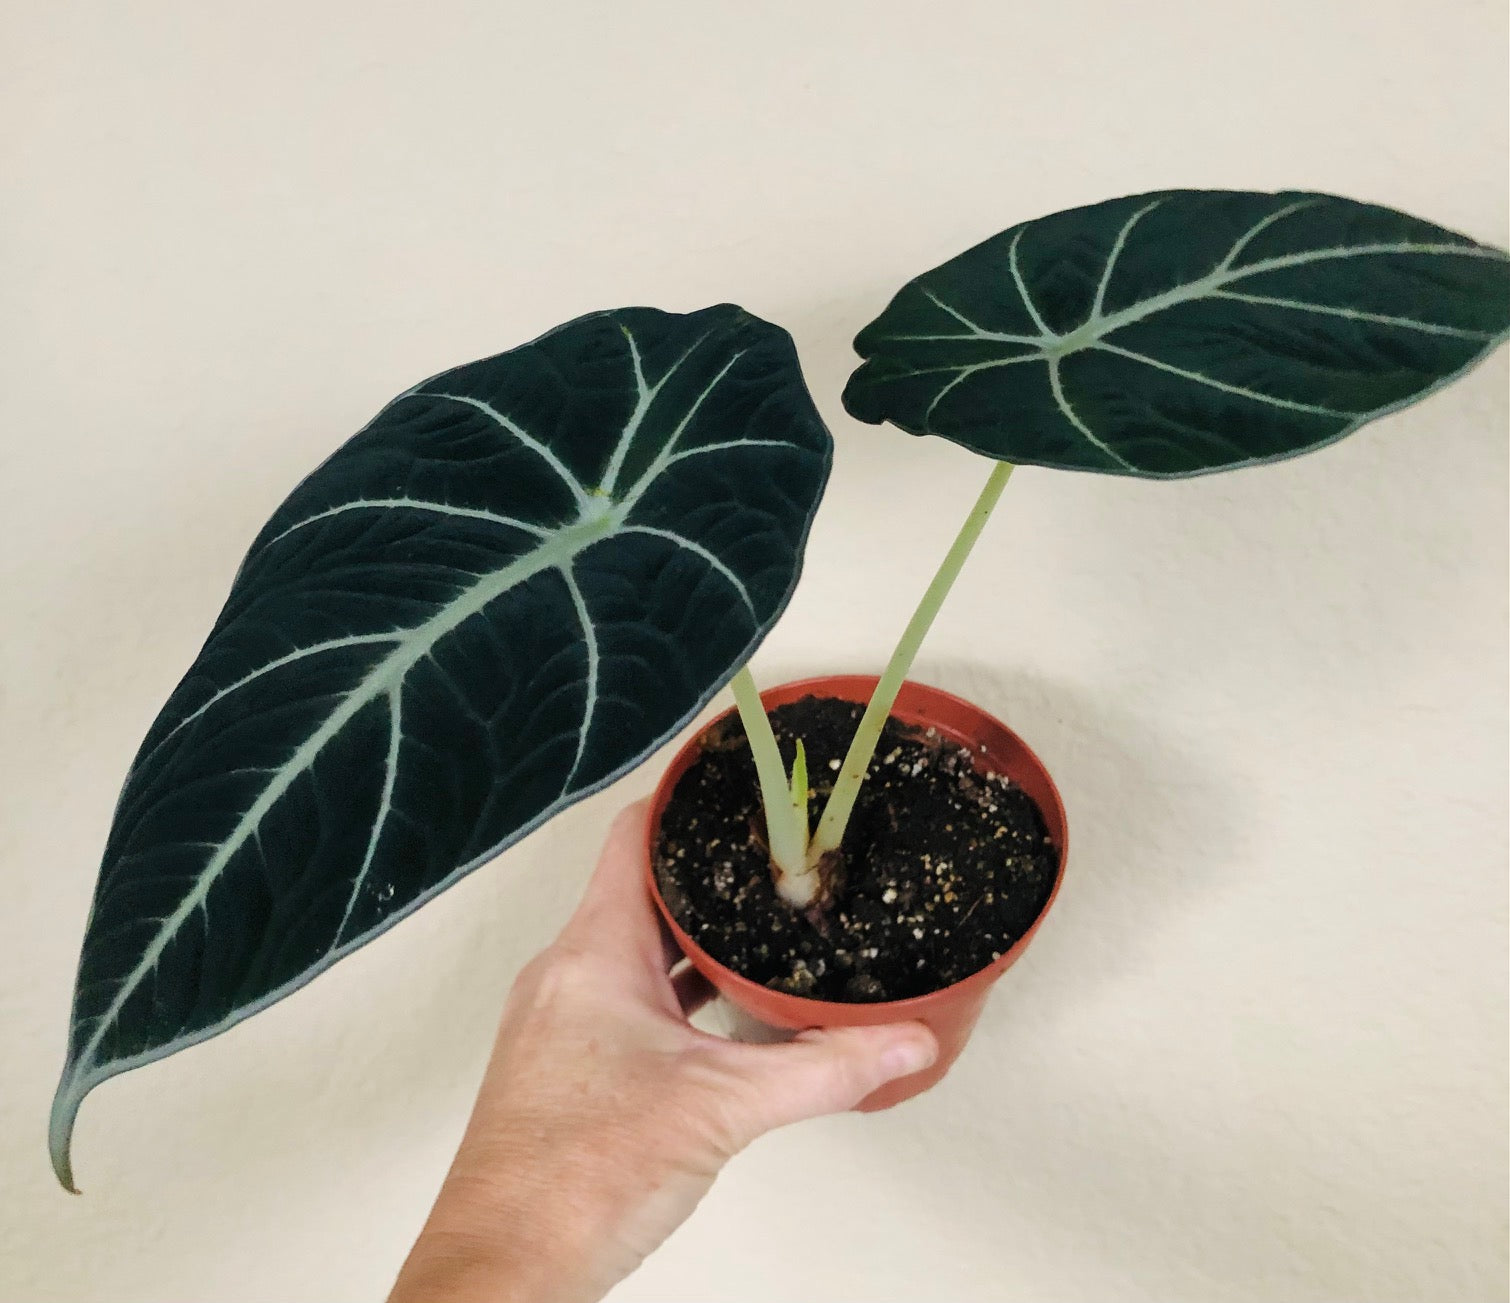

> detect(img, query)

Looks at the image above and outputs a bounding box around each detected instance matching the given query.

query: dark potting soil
[653,695,1058,1003]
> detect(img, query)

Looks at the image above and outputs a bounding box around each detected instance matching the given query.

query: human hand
[387,799,939,1303]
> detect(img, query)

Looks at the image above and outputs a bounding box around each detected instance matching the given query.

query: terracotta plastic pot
[645,674,1068,1111]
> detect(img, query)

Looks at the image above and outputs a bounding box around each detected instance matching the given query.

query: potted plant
[49,189,1509,1188]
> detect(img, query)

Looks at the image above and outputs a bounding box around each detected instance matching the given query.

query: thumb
[724,1023,939,1136]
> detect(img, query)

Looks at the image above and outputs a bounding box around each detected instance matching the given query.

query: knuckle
[512,945,595,1011]
[826,1036,888,1101]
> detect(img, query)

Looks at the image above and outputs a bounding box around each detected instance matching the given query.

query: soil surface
[653,695,1058,1002]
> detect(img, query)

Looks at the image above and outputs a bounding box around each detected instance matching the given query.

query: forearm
[390,1225,528,1303]
[391,1178,607,1303]
[388,1125,676,1303]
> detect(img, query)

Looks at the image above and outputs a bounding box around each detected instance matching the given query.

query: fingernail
[882,1037,937,1078]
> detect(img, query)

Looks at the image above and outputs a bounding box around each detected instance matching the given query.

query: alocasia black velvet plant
[51,190,1509,1189]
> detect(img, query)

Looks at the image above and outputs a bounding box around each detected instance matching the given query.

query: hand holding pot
[388,801,938,1303]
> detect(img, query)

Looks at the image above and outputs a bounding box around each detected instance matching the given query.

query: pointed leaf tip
[49,1078,82,1193]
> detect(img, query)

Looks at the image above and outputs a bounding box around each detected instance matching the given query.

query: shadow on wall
[29,785,638,1298]
[840,1033,1457,1303]
[900,655,1246,1012]
[809,655,1497,1300]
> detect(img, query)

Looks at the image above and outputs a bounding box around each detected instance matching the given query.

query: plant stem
[728,665,816,905]
[808,460,1015,864]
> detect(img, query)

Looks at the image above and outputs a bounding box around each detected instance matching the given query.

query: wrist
[391,1128,659,1303]
[391,1178,586,1303]
[389,1224,537,1303]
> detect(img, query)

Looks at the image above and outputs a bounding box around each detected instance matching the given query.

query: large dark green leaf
[844,191,1510,475]
[51,304,831,1188]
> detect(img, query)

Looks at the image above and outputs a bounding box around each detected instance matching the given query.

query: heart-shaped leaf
[844,190,1510,475]
[51,304,831,1188]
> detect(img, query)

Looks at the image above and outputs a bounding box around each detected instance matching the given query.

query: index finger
[558,799,670,972]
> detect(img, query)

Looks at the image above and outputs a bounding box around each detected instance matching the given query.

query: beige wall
[3,2,1506,1300]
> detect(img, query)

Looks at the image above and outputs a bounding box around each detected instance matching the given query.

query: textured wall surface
[2,2,1506,1300]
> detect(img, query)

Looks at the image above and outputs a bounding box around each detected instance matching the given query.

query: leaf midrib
[1054,239,1506,354]
[899,239,1507,363]
[67,372,795,1093]
[66,509,617,1089]
[89,333,771,1080]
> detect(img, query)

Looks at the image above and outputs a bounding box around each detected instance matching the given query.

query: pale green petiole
[728,665,818,906]
[807,460,1015,867]
[729,460,1013,908]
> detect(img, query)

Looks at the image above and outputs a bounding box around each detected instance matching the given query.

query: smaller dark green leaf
[843,190,1510,476]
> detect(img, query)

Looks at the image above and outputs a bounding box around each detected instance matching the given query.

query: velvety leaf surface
[51,305,831,1187]
[844,191,1510,475]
